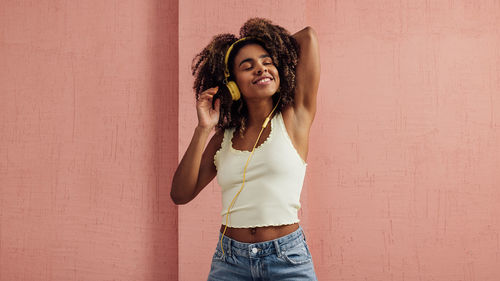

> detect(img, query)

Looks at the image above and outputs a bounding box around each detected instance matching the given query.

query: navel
[250,227,257,235]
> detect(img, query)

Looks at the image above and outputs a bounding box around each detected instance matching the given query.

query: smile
[254,78,272,85]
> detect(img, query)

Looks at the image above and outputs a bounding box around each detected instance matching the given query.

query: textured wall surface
[0,0,178,280]
[2,0,500,280]
[306,1,500,280]
[179,1,500,281]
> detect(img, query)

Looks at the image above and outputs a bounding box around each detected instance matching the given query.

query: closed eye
[244,62,273,70]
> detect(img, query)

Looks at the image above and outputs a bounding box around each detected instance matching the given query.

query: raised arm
[292,26,320,123]
[170,86,222,205]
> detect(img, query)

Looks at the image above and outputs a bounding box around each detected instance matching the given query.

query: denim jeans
[207,226,318,280]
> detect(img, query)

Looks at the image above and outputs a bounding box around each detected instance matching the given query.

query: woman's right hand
[196,86,220,130]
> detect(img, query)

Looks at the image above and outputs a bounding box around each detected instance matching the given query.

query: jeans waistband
[217,226,306,258]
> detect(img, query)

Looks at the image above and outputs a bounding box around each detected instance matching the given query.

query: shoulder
[203,127,226,158]
[211,127,226,148]
[278,104,313,163]
[279,104,314,150]
[281,103,314,131]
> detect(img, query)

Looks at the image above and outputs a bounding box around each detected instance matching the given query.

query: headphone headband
[223,37,256,79]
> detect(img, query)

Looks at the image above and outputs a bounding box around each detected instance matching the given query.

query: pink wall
[305,1,500,280]
[2,0,500,280]
[1,0,178,280]
[178,1,500,281]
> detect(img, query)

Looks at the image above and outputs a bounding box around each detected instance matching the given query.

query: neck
[244,97,276,128]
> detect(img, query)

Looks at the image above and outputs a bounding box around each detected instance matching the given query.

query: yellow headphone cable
[220,94,281,256]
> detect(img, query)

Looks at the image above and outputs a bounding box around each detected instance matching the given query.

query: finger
[204,88,218,96]
[209,86,219,94]
[203,87,218,94]
[199,92,213,100]
[198,87,219,102]
[200,93,214,102]
[214,97,221,112]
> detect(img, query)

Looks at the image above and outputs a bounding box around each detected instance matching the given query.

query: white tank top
[213,111,307,228]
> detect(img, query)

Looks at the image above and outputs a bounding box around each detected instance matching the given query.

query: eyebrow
[238,54,271,67]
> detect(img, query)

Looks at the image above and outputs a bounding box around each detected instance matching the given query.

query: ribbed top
[214,112,307,228]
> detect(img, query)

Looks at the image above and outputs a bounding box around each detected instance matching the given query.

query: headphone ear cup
[225,81,241,101]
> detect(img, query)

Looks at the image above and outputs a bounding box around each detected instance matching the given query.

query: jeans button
[252,247,258,254]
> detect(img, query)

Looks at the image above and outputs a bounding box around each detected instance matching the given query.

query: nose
[255,62,268,74]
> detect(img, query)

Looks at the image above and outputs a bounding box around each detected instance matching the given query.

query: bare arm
[170,86,222,205]
[170,126,222,205]
[292,26,321,123]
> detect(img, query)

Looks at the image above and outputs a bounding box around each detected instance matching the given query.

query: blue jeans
[207,226,318,280]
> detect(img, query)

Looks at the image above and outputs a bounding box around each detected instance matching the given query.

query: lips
[253,76,273,84]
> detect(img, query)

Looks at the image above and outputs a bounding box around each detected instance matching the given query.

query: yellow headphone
[219,37,281,256]
[222,37,259,101]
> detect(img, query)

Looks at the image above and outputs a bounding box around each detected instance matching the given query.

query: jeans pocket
[279,241,312,265]
[212,248,226,262]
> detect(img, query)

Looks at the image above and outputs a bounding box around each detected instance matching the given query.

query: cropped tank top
[213,112,308,228]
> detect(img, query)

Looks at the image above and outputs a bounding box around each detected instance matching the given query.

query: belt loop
[220,234,231,257]
[273,240,281,257]
[300,226,306,241]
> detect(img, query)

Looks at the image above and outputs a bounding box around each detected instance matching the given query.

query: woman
[171,18,320,280]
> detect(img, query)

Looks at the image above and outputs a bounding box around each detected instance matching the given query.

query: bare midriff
[219,223,299,243]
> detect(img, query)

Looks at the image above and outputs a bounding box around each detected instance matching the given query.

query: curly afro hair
[191,18,300,137]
